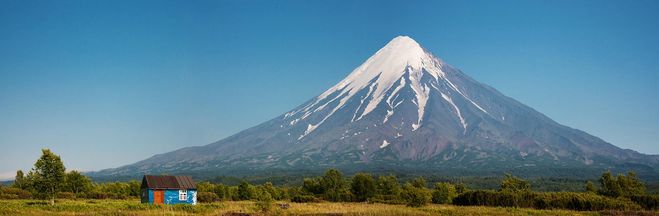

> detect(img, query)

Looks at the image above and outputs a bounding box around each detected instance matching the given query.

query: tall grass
[1,199,643,216]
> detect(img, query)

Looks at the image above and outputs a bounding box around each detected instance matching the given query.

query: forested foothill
[1,149,657,213]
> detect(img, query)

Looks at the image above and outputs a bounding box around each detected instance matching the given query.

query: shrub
[500,174,531,193]
[197,192,220,203]
[401,183,431,207]
[84,191,109,199]
[291,195,320,203]
[0,194,18,199]
[255,191,274,212]
[453,190,642,211]
[0,187,32,199]
[599,171,646,197]
[630,195,659,210]
[351,173,376,202]
[368,195,405,205]
[432,182,457,204]
[56,192,76,199]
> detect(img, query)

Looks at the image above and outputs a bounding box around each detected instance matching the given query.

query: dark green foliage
[237,181,255,200]
[300,169,352,201]
[56,192,75,199]
[87,181,140,199]
[400,182,431,207]
[255,190,273,212]
[6,164,659,213]
[500,174,531,193]
[319,169,350,202]
[455,183,468,194]
[599,171,622,197]
[431,182,457,204]
[350,173,375,202]
[410,177,426,188]
[599,171,645,197]
[369,175,402,204]
[64,171,92,194]
[301,178,322,195]
[30,149,66,205]
[375,175,400,197]
[12,170,30,191]
[196,182,215,193]
[197,192,219,203]
[584,181,597,193]
[0,186,32,199]
[453,190,643,211]
[291,195,320,203]
[630,195,659,210]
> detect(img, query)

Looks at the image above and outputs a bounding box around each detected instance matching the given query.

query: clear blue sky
[1,0,658,179]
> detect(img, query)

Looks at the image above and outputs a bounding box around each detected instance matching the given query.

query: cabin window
[179,190,187,201]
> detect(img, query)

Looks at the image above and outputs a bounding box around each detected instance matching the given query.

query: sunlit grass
[0,199,652,216]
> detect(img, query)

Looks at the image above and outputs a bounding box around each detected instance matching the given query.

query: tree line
[190,168,657,211]
[1,149,141,204]
[1,149,657,211]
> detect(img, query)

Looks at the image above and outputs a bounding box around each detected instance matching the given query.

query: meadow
[2,199,655,216]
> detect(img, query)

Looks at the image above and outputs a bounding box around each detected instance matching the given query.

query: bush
[453,190,642,211]
[0,187,32,199]
[56,192,76,199]
[401,183,431,207]
[630,195,659,210]
[84,191,109,199]
[351,173,376,202]
[197,192,220,203]
[255,191,273,212]
[291,195,320,203]
[432,182,457,204]
[368,195,405,205]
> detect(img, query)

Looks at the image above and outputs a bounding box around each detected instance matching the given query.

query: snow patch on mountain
[286,36,486,137]
[380,140,390,148]
[441,92,467,132]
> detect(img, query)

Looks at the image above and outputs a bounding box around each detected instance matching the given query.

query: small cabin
[141,175,197,205]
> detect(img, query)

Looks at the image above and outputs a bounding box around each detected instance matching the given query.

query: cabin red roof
[141,175,196,189]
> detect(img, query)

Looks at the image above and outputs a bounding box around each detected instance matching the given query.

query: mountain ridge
[93,36,659,178]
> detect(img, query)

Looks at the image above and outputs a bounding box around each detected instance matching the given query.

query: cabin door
[153,190,164,204]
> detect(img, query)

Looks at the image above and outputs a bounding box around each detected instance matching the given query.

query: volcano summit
[97,36,658,177]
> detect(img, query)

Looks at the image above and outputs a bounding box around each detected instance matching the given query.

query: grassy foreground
[0,199,654,216]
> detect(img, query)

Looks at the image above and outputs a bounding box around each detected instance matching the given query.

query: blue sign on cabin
[140,175,197,205]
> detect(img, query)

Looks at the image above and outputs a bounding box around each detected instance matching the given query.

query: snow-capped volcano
[289,35,484,139]
[96,36,659,177]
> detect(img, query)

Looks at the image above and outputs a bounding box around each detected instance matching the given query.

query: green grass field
[1,199,656,216]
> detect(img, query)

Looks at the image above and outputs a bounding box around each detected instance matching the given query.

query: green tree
[261,182,280,200]
[127,180,140,197]
[255,190,274,212]
[64,170,92,194]
[375,175,400,197]
[617,171,645,196]
[302,177,323,195]
[584,181,597,193]
[29,149,66,205]
[197,182,216,193]
[598,171,645,197]
[237,181,254,200]
[455,183,468,194]
[320,169,349,201]
[599,171,621,197]
[214,183,228,200]
[350,173,376,202]
[410,177,427,188]
[431,182,457,204]
[12,170,31,191]
[500,174,531,193]
[401,182,431,207]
